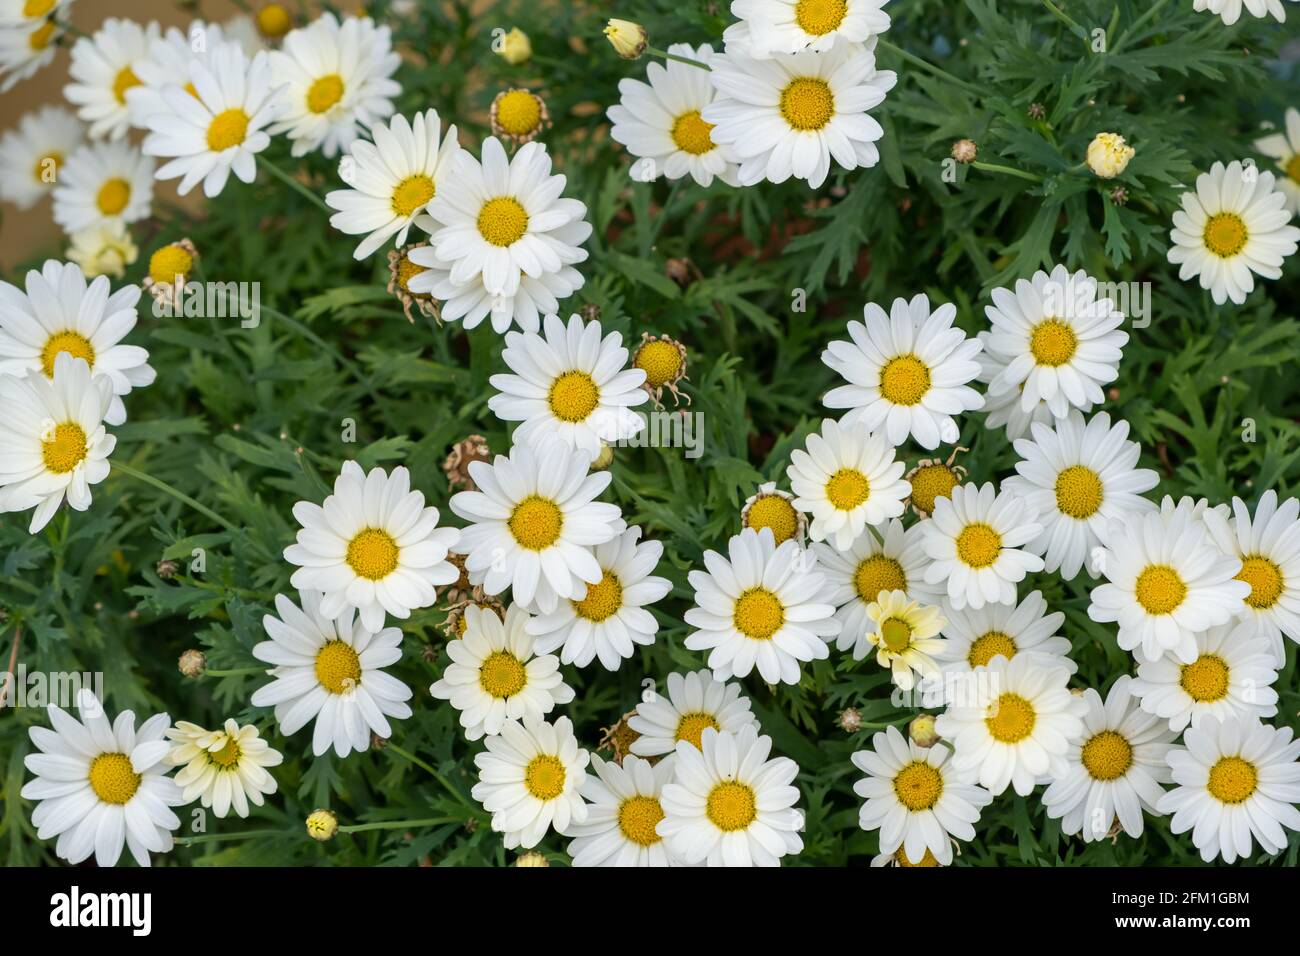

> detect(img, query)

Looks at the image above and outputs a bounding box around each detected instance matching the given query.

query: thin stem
[203,667,266,678]
[971,161,1045,184]
[876,39,983,96]
[1042,0,1086,37]
[176,829,289,846]
[646,46,711,71]
[339,817,462,834]
[644,177,683,254]
[0,626,22,709]
[1115,0,1175,51]
[256,154,332,214]
[112,461,240,535]
[384,741,475,810]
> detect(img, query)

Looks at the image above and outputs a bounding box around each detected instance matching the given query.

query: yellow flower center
[706,780,757,832]
[795,0,849,35]
[206,108,250,152]
[779,77,835,132]
[314,640,361,694]
[671,109,716,156]
[112,66,141,105]
[88,753,140,805]
[345,528,399,580]
[745,494,799,545]
[32,150,62,184]
[148,244,194,285]
[908,463,959,514]
[477,196,530,246]
[495,89,542,136]
[879,354,931,406]
[854,554,906,603]
[508,496,563,550]
[42,422,88,474]
[617,795,665,847]
[209,737,242,769]
[1206,756,1257,804]
[1286,154,1300,185]
[391,174,436,217]
[896,847,940,867]
[1029,319,1077,367]
[96,177,131,216]
[573,571,623,622]
[634,339,683,387]
[1202,212,1248,259]
[1081,730,1133,781]
[29,20,56,51]
[1179,653,1229,703]
[825,467,870,511]
[547,370,600,422]
[306,73,345,114]
[1237,555,1284,610]
[893,760,943,811]
[256,3,293,39]
[1054,464,1103,519]
[985,692,1036,744]
[478,650,527,698]
[674,711,720,748]
[955,523,1001,569]
[40,330,95,377]
[1134,564,1186,615]
[524,754,566,800]
[24,0,57,16]
[395,253,425,292]
[732,587,784,640]
[967,630,1017,668]
[879,616,913,653]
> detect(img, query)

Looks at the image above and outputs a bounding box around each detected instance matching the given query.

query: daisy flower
[786,417,910,549]
[449,441,625,614]
[283,460,461,632]
[0,259,155,426]
[0,354,115,533]
[606,42,739,187]
[1193,0,1293,26]
[937,589,1076,678]
[142,43,281,198]
[934,653,1087,796]
[164,719,282,818]
[1040,677,1177,842]
[63,17,159,141]
[526,526,673,670]
[684,527,839,684]
[1203,490,1300,664]
[0,0,72,27]
[125,21,244,129]
[1158,715,1300,864]
[658,725,803,867]
[488,312,648,459]
[268,13,400,158]
[982,265,1128,419]
[326,108,461,260]
[1088,498,1249,664]
[0,14,61,93]
[1003,411,1159,581]
[567,754,680,867]
[21,689,181,868]
[851,724,992,866]
[0,105,83,209]
[725,0,892,58]
[51,139,154,234]
[821,294,984,450]
[429,603,574,740]
[702,39,896,188]
[1254,107,1300,215]
[471,715,590,850]
[1167,159,1300,305]
[628,669,759,758]
[741,481,806,545]
[921,482,1044,610]
[251,589,414,757]
[1129,620,1280,733]
[419,138,592,323]
[975,332,1058,440]
[66,220,137,279]
[862,589,947,689]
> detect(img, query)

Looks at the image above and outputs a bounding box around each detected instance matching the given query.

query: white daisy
[268,13,400,158]
[65,220,137,279]
[851,724,992,866]
[164,718,282,818]
[0,353,115,533]
[526,526,672,670]
[628,669,759,758]
[1168,159,1300,306]
[449,440,625,614]
[1129,620,1280,733]
[0,105,83,209]
[567,754,680,867]
[937,589,1076,678]
[251,589,414,757]
[62,17,159,141]
[0,259,154,427]
[684,527,838,684]
[1088,497,1249,664]
[283,460,461,632]
[975,331,1058,440]
[1040,676,1177,842]
[786,417,909,549]
[125,21,246,129]
[0,14,61,93]
[921,482,1044,610]
[725,0,891,58]
[658,725,803,867]
[471,715,590,850]
[822,294,984,450]
[1193,0,1293,26]
[326,108,461,260]
[429,603,574,740]
[21,689,181,868]
[606,41,739,187]
[51,139,154,234]
[142,43,281,198]
[0,0,72,28]
[488,312,648,459]
[702,38,896,188]
[1003,411,1159,581]
[1158,714,1300,864]
[982,265,1128,419]
[1254,107,1300,215]
[862,589,947,689]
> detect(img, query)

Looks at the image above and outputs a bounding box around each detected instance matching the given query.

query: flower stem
[203,667,266,678]
[383,741,476,810]
[339,817,462,834]
[876,39,983,96]
[971,161,1045,183]
[175,829,289,846]
[112,461,241,535]
[256,154,332,214]
[646,46,711,71]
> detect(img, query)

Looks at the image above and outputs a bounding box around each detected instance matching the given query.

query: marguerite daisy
[164,719,282,818]
[125,21,244,129]
[51,139,154,234]
[0,0,72,28]
[628,669,759,758]
[725,0,892,57]
[1254,107,1300,215]
[66,220,137,279]
[822,294,984,449]
[975,332,1057,440]
[862,590,947,689]
[62,17,159,141]
[938,589,1076,678]
[1193,0,1293,26]
[0,105,83,209]
[0,14,61,93]
[567,754,680,866]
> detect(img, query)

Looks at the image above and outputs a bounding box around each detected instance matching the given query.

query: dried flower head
[387,243,440,323]
[490,88,551,145]
[632,333,689,408]
[443,435,491,491]
[904,446,968,518]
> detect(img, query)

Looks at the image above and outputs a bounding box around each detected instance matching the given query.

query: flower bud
[604,19,647,60]
[1085,133,1134,179]
[306,809,338,842]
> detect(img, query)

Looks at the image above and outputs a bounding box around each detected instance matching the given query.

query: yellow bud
[498,27,532,65]
[1085,132,1134,179]
[306,809,338,841]
[908,714,939,748]
[255,4,292,40]
[604,19,647,60]
[515,851,550,867]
